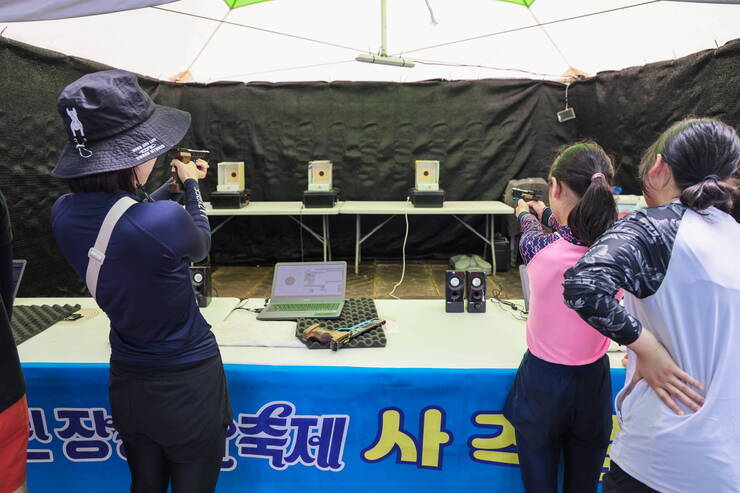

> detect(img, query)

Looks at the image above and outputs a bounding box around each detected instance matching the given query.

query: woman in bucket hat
[50,70,232,493]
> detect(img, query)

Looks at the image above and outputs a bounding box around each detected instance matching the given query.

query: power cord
[490,297,528,322]
[488,278,528,322]
[299,204,305,262]
[224,298,268,320]
[388,197,411,299]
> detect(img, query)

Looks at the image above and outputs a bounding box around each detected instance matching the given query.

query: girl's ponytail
[568,173,618,246]
[680,176,735,213]
[550,142,618,246]
[639,118,739,214]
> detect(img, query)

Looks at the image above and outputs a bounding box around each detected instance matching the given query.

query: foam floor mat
[296,298,386,350]
[11,304,81,345]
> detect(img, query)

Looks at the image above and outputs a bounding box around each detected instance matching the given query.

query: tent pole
[380,0,388,56]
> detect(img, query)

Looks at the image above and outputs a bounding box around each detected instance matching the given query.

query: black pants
[603,462,660,493]
[504,351,612,493]
[123,431,225,493]
[109,354,232,493]
[515,430,608,493]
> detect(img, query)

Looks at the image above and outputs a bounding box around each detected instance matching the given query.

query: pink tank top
[526,238,610,365]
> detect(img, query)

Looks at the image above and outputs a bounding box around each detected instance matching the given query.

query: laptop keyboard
[269,303,341,312]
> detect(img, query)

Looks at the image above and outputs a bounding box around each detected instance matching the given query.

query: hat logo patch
[66,107,85,138]
[131,137,165,161]
[66,107,93,158]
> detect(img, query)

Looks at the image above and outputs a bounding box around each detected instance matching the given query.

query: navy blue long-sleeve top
[51,179,218,366]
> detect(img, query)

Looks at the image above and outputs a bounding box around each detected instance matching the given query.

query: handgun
[167,148,210,193]
[329,319,386,351]
[512,187,543,202]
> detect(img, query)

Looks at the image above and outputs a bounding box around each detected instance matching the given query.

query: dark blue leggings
[123,431,225,493]
[516,430,608,493]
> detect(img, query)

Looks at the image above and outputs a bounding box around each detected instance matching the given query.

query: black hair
[549,142,618,246]
[67,167,138,194]
[639,118,740,213]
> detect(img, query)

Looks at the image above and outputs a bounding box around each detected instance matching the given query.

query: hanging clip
[74,137,93,158]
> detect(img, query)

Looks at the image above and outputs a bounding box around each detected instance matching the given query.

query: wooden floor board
[212,261,523,300]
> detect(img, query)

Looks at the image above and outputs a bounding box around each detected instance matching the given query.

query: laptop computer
[11,259,26,304]
[257,261,347,321]
[519,264,531,313]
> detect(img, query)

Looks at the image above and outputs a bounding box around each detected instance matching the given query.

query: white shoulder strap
[86,196,137,299]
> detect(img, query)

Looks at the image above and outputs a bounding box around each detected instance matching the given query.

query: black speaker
[190,265,212,308]
[445,270,465,313]
[466,271,486,313]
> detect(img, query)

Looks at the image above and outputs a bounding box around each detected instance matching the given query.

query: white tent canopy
[1,0,739,83]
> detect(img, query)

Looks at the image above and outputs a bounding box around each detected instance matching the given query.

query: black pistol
[512,187,543,202]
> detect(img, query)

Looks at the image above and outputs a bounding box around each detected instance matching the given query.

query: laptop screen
[272,262,346,298]
[12,259,26,304]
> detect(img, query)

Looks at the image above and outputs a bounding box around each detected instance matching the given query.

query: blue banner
[23,363,626,492]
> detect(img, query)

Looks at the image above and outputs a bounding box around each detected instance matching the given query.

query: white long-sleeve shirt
[565,204,740,493]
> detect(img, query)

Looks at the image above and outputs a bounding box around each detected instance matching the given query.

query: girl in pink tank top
[503,142,618,493]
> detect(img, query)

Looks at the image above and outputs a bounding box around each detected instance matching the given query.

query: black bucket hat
[51,69,191,179]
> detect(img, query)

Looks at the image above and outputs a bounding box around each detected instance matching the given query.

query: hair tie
[591,172,605,183]
[703,174,720,181]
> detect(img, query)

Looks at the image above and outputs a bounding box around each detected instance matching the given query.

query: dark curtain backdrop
[0,37,738,296]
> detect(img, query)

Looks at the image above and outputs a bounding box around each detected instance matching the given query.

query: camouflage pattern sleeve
[563,202,685,345]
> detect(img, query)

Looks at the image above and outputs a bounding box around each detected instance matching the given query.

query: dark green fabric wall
[0,37,737,295]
